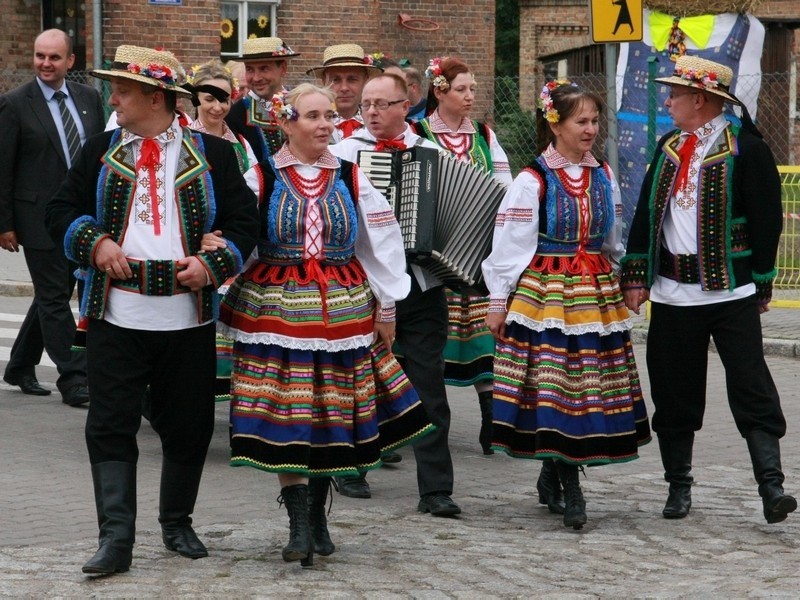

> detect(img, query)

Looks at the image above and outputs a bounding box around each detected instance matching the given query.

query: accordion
[358,146,507,291]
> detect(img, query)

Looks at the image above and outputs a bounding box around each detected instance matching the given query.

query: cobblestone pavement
[2,256,800,597]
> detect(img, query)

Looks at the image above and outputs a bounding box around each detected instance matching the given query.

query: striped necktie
[53,90,81,166]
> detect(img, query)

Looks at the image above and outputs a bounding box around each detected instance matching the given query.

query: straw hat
[655,55,738,104]
[92,45,191,98]
[238,37,299,61]
[306,44,382,77]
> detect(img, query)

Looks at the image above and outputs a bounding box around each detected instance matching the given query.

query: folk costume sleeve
[193,134,259,287]
[352,166,411,320]
[619,132,672,292]
[481,169,541,311]
[735,131,783,305]
[486,125,513,186]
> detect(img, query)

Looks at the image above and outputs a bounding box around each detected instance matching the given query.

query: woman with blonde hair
[218,83,433,567]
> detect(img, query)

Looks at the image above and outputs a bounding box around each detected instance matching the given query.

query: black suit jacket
[0,78,105,249]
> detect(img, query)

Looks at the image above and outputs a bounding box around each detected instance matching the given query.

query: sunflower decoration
[220,18,234,39]
[257,14,268,29]
[248,33,258,39]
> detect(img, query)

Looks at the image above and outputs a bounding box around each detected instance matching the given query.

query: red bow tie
[374,138,407,152]
[336,118,362,139]
[675,133,698,191]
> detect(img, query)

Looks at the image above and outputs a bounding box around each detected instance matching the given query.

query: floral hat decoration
[269,93,298,121]
[91,45,192,98]
[425,56,449,92]
[306,44,382,77]
[655,54,738,104]
[538,79,578,123]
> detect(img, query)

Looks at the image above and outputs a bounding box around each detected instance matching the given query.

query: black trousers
[5,246,85,391]
[646,295,785,438]
[396,280,454,497]
[85,319,216,466]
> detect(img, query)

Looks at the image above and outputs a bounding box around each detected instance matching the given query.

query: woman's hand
[373,321,396,349]
[485,311,507,340]
[200,230,227,252]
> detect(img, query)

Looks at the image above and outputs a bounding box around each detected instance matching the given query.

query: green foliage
[495,0,519,77]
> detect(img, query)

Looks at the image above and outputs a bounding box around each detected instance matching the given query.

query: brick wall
[280,0,497,123]
[2,0,44,75]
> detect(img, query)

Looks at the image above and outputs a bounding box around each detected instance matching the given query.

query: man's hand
[0,231,19,252]
[94,238,132,279]
[200,230,227,252]
[623,288,649,315]
[176,255,210,291]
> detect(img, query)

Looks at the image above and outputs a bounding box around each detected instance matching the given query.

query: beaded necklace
[285,166,332,199]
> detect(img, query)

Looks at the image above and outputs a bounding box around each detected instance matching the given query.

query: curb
[0,281,34,297]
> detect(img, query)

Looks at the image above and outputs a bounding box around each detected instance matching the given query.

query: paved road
[2,291,800,597]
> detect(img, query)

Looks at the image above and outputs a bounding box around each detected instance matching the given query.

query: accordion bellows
[358,146,507,291]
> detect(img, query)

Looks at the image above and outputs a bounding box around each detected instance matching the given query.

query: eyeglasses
[359,99,406,111]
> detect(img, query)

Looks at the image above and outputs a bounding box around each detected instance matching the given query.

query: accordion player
[358,145,507,291]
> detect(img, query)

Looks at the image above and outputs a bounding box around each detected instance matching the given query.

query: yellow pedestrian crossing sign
[589,0,643,43]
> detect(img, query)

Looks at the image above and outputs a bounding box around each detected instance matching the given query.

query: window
[43,0,87,69]
[220,0,280,58]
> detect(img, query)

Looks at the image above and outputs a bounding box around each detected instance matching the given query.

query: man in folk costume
[329,73,461,516]
[621,55,795,524]
[225,36,299,162]
[307,43,382,143]
[46,45,259,575]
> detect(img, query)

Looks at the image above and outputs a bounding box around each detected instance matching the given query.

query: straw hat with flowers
[655,55,739,104]
[238,37,299,61]
[92,45,192,98]
[306,44,382,77]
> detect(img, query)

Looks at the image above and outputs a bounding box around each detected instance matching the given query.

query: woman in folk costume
[187,59,258,402]
[412,56,513,455]
[218,84,433,567]
[482,81,651,529]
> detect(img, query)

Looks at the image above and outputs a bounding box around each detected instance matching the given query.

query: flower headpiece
[270,93,298,121]
[91,45,192,98]
[538,79,577,124]
[674,66,718,90]
[425,57,449,92]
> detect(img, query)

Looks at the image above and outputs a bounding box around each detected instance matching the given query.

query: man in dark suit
[0,29,104,405]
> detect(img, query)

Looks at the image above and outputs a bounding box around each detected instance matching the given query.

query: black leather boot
[746,430,797,524]
[334,473,371,498]
[82,462,137,575]
[658,433,694,519]
[537,459,565,514]
[279,484,313,567]
[308,477,335,556]
[159,459,208,559]
[478,390,494,455]
[555,461,586,529]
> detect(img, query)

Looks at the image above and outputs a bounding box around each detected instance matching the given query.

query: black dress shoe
[334,475,371,498]
[61,383,90,406]
[162,524,209,559]
[4,373,51,396]
[418,494,462,517]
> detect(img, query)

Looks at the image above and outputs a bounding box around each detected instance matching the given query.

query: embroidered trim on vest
[244,97,284,158]
[415,118,494,175]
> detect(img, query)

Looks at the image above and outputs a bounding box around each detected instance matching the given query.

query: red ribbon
[336,118,362,139]
[136,138,162,236]
[675,133,698,192]
[374,138,407,152]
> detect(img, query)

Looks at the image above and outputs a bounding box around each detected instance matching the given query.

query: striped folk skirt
[491,255,651,465]
[218,260,434,476]
[442,290,495,387]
